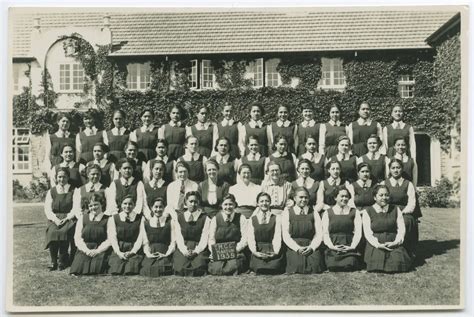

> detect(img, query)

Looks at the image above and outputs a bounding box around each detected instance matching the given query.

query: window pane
[127,64,138,89]
[72,64,84,90]
[13,64,20,91]
[139,64,151,90]
[201,60,213,88]
[252,59,263,87]
[265,59,280,87]
[189,60,198,88]
[59,64,70,90]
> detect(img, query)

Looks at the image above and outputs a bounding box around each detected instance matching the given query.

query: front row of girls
[45,158,417,275]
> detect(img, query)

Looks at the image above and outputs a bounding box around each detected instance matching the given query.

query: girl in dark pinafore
[187,105,214,158]
[130,108,158,162]
[158,105,187,161]
[139,198,175,277]
[44,167,77,271]
[213,103,240,159]
[103,109,130,164]
[198,159,230,218]
[208,194,248,275]
[383,105,416,158]
[348,163,376,211]
[50,144,85,189]
[348,102,382,157]
[238,103,269,157]
[173,191,211,276]
[248,192,284,275]
[295,104,320,157]
[176,136,207,183]
[70,193,111,275]
[282,187,326,274]
[316,160,350,214]
[44,112,76,172]
[291,159,319,207]
[85,142,116,188]
[358,134,390,183]
[238,135,266,185]
[71,164,106,217]
[361,184,413,273]
[209,137,238,186]
[322,186,362,271]
[319,105,347,158]
[267,105,296,154]
[143,160,168,219]
[123,141,147,182]
[76,109,103,165]
[107,195,144,275]
[299,135,325,181]
[143,139,174,184]
[265,134,297,183]
[328,135,358,183]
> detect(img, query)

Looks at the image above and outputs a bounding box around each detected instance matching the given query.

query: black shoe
[48,263,58,271]
[58,264,67,271]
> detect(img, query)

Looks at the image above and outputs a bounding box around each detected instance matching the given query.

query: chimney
[102,15,111,30]
[33,17,41,33]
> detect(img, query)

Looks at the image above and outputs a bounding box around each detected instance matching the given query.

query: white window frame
[265,59,281,87]
[201,59,215,89]
[318,58,346,91]
[12,128,32,173]
[58,62,85,93]
[13,64,20,94]
[126,63,151,91]
[189,60,198,89]
[398,74,415,99]
[251,58,264,88]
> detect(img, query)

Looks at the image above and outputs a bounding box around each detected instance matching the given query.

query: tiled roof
[10,8,458,58]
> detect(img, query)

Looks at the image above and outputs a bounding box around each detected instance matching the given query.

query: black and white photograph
[5,4,467,312]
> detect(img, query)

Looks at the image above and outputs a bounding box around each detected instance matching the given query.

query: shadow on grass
[13,223,43,228]
[414,239,460,267]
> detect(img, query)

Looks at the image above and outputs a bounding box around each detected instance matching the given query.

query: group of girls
[43,101,420,275]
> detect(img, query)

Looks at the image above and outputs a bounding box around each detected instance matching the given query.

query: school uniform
[319,121,347,158]
[143,179,168,216]
[359,153,388,183]
[266,152,297,183]
[139,215,175,277]
[348,180,376,210]
[173,210,211,276]
[45,131,76,170]
[315,177,349,213]
[329,154,358,183]
[208,211,248,275]
[229,181,261,219]
[103,127,130,163]
[85,158,116,187]
[76,127,103,164]
[131,125,158,162]
[299,152,326,181]
[248,210,284,274]
[144,156,174,184]
[348,118,382,157]
[238,153,266,185]
[267,120,295,154]
[158,122,186,161]
[187,123,214,158]
[177,153,206,183]
[210,153,237,185]
[282,205,326,274]
[71,182,106,216]
[291,177,319,207]
[107,212,144,274]
[239,120,269,157]
[51,161,85,189]
[105,177,145,216]
[296,120,320,157]
[214,119,240,159]
[198,179,230,218]
[69,212,111,275]
[383,121,416,158]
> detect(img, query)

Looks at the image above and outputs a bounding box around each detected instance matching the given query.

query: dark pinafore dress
[296,122,320,157]
[271,122,295,154]
[285,207,326,273]
[241,156,265,185]
[208,213,247,275]
[351,120,378,157]
[135,127,158,162]
[269,153,296,182]
[324,208,362,271]
[69,214,110,275]
[144,181,168,209]
[49,133,76,167]
[191,125,213,158]
[139,217,173,277]
[352,181,375,210]
[148,158,174,184]
[178,155,205,183]
[244,123,268,157]
[324,123,346,158]
[361,154,387,183]
[217,122,240,159]
[114,178,140,208]
[78,130,104,164]
[329,155,358,183]
[210,155,237,185]
[363,205,413,272]
[45,186,76,249]
[173,212,210,276]
[199,180,229,218]
[86,160,114,187]
[322,179,341,209]
[164,124,186,161]
[384,179,419,255]
[249,214,285,274]
[79,184,106,211]
[106,129,130,163]
[108,214,144,274]
[386,124,412,157]
[303,155,326,182]
[396,157,422,219]
[55,162,84,189]
[291,180,319,207]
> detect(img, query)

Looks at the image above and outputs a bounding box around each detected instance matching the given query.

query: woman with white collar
[357,134,390,183]
[50,144,85,189]
[139,197,175,277]
[265,134,297,183]
[315,161,350,214]
[247,192,284,275]
[267,105,296,154]
[298,135,326,181]
[44,112,76,173]
[175,136,207,183]
[361,184,413,272]
[72,164,107,217]
[347,163,376,211]
[213,103,240,159]
[238,103,270,157]
[208,194,248,276]
[173,191,211,276]
[282,187,325,274]
[84,142,117,187]
[166,161,199,214]
[209,137,238,185]
[129,108,158,162]
[186,105,215,158]
[103,109,130,164]
[260,161,293,216]
[70,193,111,275]
[198,159,230,218]
[291,159,319,207]
[327,135,358,184]
[319,105,348,158]
[229,164,261,219]
[295,104,320,157]
[158,105,187,161]
[236,136,266,185]
[76,109,103,165]
[143,160,169,220]
[123,140,148,182]
[383,105,416,158]
[107,195,144,275]
[105,158,145,216]
[322,186,362,271]
[391,137,418,187]
[347,102,383,157]
[143,139,174,183]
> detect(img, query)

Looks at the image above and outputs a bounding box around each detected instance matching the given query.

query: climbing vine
[277,55,321,90]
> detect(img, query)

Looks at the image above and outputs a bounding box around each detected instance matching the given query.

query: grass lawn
[11,205,461,309]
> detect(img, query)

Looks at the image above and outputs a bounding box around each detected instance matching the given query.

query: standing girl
[123,141,147,182]
[357,134,389,183]
[295,104,320,157]
[213,103,240,159]
[238,103,270,157]
[158,105,187,161]
[103,109,130,164]
[143,139,174,183]
[347,163,376,211]
[319,105,347,158]
[347,102,383,157]
[265,134,297,183]
[315,161,350,213]
[298,135,326,181]
[76,109,103,165]
[175,136,207,183]
[130,108,158,162]
[292,159,319,207]
[186,105,214,158]
[142,160,169,219]
[237,135,266,185]
[50,144,85,189]
[44,112,75,172]
[267,105,296,154]
[391,137,418,187]
[71,164,106,216]
[328,136,358,183]
[383,105,416,158]
[85,142,116,187]
[209,137,238,185]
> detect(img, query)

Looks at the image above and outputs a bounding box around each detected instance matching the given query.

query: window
[265,59,281,87]
[186,60,215,90]
[399,75,415,98]
[251,58,264,87]
[59,63,84,92]
[189,60,198,89]
[12,128,31,172]
[201,60,214,89]
[126,63,151,91]
[13,64,20,93]
[318,58,346,91]
[248,58,281,88]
